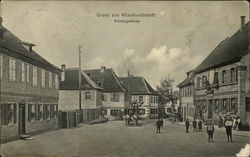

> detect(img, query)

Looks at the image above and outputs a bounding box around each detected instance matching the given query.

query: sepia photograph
[0,1,250,157]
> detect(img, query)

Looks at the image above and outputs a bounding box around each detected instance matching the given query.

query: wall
[59,90,102,111]
[103,92,127,109]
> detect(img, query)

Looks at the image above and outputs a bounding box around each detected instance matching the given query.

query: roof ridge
[110,69,127,92]
[81,71,103,90]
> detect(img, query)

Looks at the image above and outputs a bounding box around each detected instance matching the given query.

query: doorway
[19,104,26,135]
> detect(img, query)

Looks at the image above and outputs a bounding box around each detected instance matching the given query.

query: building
[59,66,103,123]
[119,76,159,118]
[177,71,195,121]
[84,66,129,119]
[193,16,250,129]
[0,17,61,142]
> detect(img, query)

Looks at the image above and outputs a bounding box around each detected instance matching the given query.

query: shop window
[28,104,36,121]
[4,103,17,125]
[38,104,43,121]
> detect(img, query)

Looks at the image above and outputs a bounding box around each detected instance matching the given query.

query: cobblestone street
[1,120,250,157]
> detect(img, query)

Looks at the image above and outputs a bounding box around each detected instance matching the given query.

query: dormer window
[19,41,36,52]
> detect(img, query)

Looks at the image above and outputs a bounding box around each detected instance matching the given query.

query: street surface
[1,120,250,157]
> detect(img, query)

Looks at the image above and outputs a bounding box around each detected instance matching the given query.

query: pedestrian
[160,118,164,129]
[225,117,233,142]
[155,119,162,134]
[237,117,241,131]
[198,120,202,132]
[193,120,197,132]
[233,117,237,130]
[207,120,215,142]
[218,116,223,128]
[185,118,190,133]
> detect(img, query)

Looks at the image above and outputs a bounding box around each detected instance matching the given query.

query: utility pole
[78,45,82,122]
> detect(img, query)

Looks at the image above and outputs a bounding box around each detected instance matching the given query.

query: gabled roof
[84,68,127,92]
[0,26,60,73]
[177,72,195,88]
[60,68,103,90]
[194,22,249,73]
[119,76,157,95]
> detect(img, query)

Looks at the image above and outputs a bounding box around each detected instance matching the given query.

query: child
[207,120,215,142]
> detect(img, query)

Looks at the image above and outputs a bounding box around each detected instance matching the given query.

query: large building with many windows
[193,16,250,129]
[119,76,159,118]
[0,17,61,142]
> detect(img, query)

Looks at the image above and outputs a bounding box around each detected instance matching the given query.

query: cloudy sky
[1,1,249,89]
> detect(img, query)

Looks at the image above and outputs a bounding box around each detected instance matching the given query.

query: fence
[58,109,101,128]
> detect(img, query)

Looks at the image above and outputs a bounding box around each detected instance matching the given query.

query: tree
[156,75,176,119]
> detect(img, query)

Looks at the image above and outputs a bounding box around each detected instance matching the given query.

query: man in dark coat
[193,120,197,132]
[155,119,162,134]
[185,119,190,133]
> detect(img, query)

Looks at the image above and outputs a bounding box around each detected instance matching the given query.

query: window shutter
[4,104,8,125]
[219,72,222,84]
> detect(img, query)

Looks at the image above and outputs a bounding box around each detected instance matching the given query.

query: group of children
[185,116,234,143]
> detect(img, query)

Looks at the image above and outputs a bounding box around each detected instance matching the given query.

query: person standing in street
[185,119,190,133]
[225,117,233,142]
[193,120,197,132]
[207,120,215,142]
[198,120,202,132]
[155,119,162,134]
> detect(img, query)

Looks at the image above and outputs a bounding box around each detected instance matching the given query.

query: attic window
[19,41,36,52]
[98,82,103,87]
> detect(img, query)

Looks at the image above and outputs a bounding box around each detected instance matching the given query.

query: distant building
[119,76,159,118]
[59,67,103,122]
[177,71,195,121]
[0,17,61,142]
[193,16,250,129]
[84,66,129,119]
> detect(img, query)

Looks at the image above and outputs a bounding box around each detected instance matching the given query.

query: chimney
[240,16,246,31]
[0,16,3,40]
[61,64,66,82]
[100,66,106,72]
[61,64,66,71]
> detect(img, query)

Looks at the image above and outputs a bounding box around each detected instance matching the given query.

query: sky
[0,1,249,89]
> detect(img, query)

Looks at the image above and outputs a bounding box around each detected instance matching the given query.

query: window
[138,108,146,115]
[231,98,237,111]
[26,64,30,83]
[230,68,237,82]
[9,58,16,81]
[246,97,250,112]
[197,77,201,88]
[111,93,119,102]
[38,104,43,121]
[4,103,17,125]
[21,62,25,82]
[214,99,219,111]
[0,55,3,80]
[139,96,143,102]
[214,72,219,84]
[103,94,107,101]
[85,92,91,99]
[150,108,158,115]
[41,69,45,88]
[32,66,38,86]
[0,104,3,125]
[48,72,52,88]
[28,104,36,121]
[55,74,59,89]
[110,109,121,116]
[222,70,227,84]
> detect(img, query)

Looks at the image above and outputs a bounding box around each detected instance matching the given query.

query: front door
[19,104,26,135]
